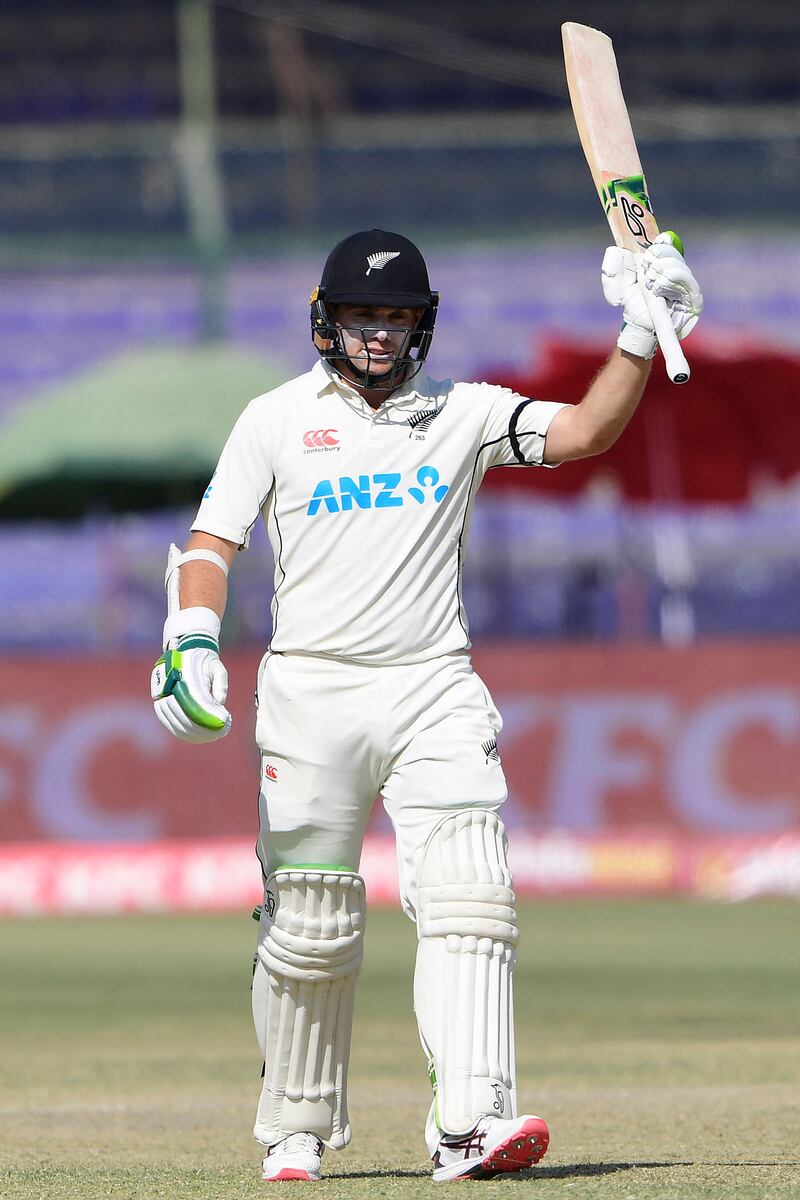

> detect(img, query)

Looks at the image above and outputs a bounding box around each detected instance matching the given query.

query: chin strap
[333,354,421,393]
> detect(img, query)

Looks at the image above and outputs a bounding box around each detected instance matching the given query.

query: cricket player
[151,229,702,1181]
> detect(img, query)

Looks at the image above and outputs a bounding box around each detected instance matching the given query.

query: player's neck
[342,366,408,409]
[359,386,391,410]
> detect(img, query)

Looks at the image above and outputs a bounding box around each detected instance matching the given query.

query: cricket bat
[562,21,690,384]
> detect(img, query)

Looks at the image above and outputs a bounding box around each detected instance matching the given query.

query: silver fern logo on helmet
[365,251,400,276]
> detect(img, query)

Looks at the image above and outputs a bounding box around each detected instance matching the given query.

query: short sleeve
[479,386,569,469]
[191,401,274,550]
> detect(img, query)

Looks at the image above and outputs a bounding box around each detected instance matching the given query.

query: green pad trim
[427,1059,443,1130]
[276,863,354,872]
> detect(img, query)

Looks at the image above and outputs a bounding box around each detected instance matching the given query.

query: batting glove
[151,630,232,744]
[602,232,703,359]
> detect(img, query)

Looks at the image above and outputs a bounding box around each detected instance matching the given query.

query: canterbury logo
[303,429,339,447]
[264,763,278,781]
[366,251,400,275]
[408,407,442,436]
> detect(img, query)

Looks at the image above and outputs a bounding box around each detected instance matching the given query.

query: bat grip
[165,542,182,650]
[642,288,690,384]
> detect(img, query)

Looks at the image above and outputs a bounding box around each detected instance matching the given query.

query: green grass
[0,900,798,1199]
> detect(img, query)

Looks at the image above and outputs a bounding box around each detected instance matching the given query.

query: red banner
[488,341,800,502]
[0,642,798,843]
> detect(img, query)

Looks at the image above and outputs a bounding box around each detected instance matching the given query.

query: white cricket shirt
[192,360,567,663]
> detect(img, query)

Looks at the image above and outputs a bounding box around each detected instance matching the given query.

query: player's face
[332,305,421,377]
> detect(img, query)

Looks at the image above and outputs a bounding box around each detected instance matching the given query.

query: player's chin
[360,357,397,374]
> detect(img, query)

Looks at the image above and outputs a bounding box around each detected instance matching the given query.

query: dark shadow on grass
[327,1168,430,1179]
[327,1161,691,1181]
[328,1159,798,1182]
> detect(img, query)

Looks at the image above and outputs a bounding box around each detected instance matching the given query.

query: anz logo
[307,466,449,516]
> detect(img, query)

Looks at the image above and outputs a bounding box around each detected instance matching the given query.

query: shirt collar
[310,358,441,410]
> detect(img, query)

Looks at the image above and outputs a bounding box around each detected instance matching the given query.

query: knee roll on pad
[414,809,518,1141]
[252,869,365,1150]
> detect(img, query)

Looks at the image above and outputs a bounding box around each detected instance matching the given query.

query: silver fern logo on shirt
[407,407,442,440]
[482,738,500,764]
[365,251,400,275]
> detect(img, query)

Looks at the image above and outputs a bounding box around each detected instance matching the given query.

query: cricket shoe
[432,1114,549,1182]
[261,1132,324,1182]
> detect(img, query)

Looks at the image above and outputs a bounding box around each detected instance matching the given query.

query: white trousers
[254,650,508,916]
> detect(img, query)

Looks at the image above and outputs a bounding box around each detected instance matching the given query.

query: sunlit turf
[0,899,798,1199]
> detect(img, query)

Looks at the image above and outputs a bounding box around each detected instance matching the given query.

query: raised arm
[543,234,702,464]
[542,347,651,464]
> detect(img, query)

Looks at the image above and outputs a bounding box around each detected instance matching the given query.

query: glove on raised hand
[151,626,232,744]
[602,232,703,359]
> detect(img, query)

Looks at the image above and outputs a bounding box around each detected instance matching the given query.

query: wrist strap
[617,321,657,360]
[163,605,221,651]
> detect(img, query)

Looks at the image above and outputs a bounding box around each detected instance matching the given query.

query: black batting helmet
[310,229,438,389]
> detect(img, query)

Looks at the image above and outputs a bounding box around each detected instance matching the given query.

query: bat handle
[642,288,690,384]
[165,542,182,650]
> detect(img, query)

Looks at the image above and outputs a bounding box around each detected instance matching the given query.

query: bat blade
[562,21,690,384]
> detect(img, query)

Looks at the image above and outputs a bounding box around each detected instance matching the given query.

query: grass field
[0,899,798,1199]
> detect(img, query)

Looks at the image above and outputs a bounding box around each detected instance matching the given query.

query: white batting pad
[252,869,366,1149]
[414,809,518,1142]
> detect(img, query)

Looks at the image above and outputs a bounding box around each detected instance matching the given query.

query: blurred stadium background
[1,0,799,912]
